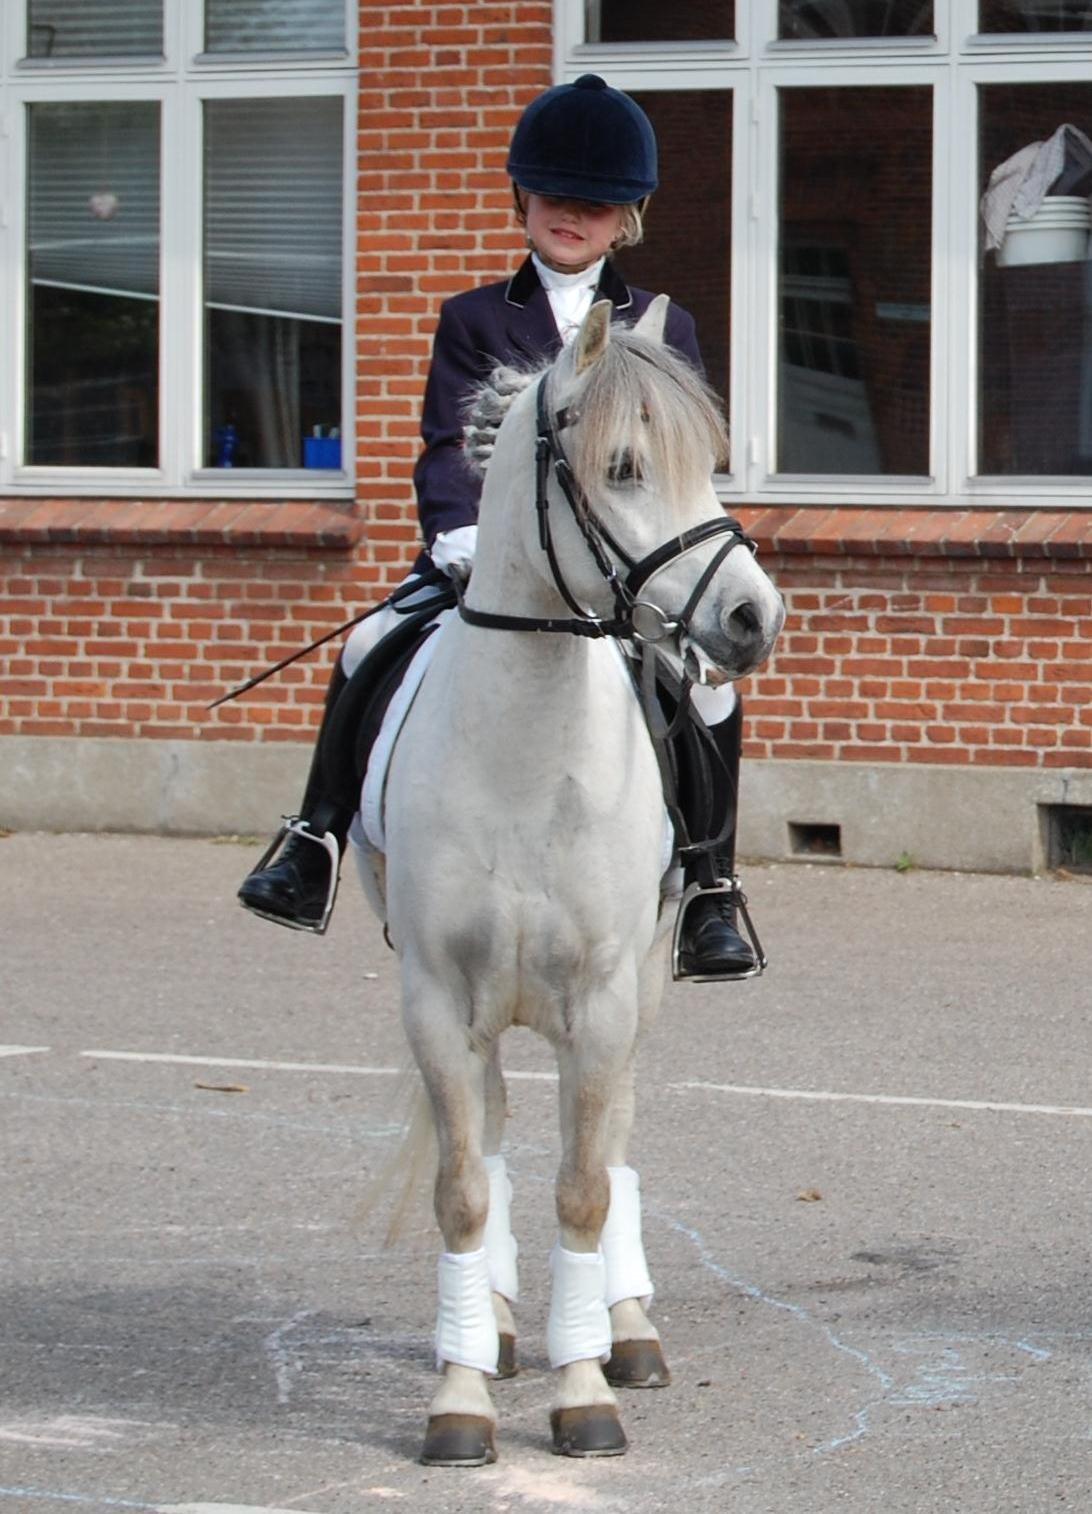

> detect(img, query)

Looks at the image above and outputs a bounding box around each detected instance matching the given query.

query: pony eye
[607,449,642,486]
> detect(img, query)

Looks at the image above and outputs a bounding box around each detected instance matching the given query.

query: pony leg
[482,1044,518,1379]
[547,1034,636,1458]
[601,1057,671,1389]
[403,987,499,1466]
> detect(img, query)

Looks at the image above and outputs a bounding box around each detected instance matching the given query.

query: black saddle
[318,588,456,814]
[316,585,727,861]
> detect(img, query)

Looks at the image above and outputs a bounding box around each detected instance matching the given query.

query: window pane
[614,91,732,411]
[978,84,1092,475]
[779,1,933,37]
[205,0,346,52]
[204,97,342,470]
[978,1,1092,31]
[778,87,932,475]
[586,1,733,42]
[27,102,160,467]
[27,1,163,58]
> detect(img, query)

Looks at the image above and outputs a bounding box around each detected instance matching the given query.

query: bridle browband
[456,368,756,660]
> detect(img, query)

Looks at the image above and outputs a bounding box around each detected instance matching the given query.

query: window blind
[28,102,161,301]
[204,96,343,322]
[27,96,343,325]
[27,0,163,58]
[205,0,346,52]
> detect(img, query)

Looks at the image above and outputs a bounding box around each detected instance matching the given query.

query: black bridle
[456,372,756,664]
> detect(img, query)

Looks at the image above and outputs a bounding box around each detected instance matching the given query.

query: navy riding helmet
[506,73,658,206]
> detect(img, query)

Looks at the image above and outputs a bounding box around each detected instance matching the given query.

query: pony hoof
[550,1405,627,1458]
[605,1338,672,1389]
[420,1413,498,1467]
[497,1332,518,1379]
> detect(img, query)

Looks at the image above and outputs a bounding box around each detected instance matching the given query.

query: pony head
[470,297,784,683]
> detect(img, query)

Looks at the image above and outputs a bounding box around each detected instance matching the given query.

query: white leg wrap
[601,1165,654,1310]
[546,1244,612,1370]
[435,1248,499,1375]
[482,1154,519,1303]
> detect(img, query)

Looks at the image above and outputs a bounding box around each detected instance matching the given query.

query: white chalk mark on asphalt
[0,1489,154,1509]
[673,1079,1092,1121]
[263,1310,316,1406]
[0,1045,49,1058]
[659,1211,894,1455]
[0,1416,158,1449]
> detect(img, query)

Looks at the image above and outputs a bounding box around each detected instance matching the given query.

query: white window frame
[0,0,356,498]
[555,0,1092,507]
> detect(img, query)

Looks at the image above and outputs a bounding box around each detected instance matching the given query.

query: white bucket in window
[997,195,1092,267]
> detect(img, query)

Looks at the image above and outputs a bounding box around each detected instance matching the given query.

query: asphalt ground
[2,831,1091,1514]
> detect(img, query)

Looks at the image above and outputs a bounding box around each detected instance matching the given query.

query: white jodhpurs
[341,573,448,679]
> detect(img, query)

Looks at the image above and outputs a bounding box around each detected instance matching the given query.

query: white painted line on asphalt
[77,1054,1092,1115]
[160,1505,328,1514]
[79,1050,558,1081]
[0,1046,49,1059]
[674,1080,1092,1121]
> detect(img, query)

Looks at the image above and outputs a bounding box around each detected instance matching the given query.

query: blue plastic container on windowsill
[303,435,342,469]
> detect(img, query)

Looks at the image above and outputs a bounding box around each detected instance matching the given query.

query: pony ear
[573,299,613,374]
[633,292,670,345]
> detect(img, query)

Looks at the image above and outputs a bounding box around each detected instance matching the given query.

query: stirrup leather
[671,874,767,984]
[241,815,340,935]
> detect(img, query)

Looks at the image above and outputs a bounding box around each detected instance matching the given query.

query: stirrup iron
[671,873,767,984]
[241,815,340,935]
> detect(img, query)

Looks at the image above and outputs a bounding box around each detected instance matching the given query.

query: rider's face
[523,193,626,274]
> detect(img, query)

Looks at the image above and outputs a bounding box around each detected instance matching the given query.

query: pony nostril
[728,601,761,639]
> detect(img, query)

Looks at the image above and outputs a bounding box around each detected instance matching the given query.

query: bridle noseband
[456,371,756,666]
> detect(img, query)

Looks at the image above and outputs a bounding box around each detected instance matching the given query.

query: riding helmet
[506,74,658,205]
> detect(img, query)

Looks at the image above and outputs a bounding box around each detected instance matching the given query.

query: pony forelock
[552,327,728,506]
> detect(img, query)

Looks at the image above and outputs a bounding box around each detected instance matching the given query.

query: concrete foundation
[2,735,1091,876]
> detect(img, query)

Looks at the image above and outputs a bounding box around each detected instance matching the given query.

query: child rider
[237,74,759,982]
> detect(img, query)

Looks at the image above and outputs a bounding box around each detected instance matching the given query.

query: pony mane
[463,364,536,476]
[556,327,729,506]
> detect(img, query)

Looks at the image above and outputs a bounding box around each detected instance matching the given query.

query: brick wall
[359,2,553,584]
[738,508,1092,772]
[2,5,1092,829]
[0,4,554,746]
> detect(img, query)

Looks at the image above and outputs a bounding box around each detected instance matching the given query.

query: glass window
[27,0,163,58]
[585,1,734,43]
[777,86,932,475]
[614,90,732,410]
[204,96,343,470]
[978,2,1092,31]
[205,0,346,53]
[778,1,933,37]
[978,84,1092,475]
[26,102,160,467]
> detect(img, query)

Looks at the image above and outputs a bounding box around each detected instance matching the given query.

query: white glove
[431,524,478,582]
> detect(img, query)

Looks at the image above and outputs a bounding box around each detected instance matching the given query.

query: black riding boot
[237,661,356,932]
[675,702,760,980]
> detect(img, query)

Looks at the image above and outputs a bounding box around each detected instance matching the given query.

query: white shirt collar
[531,252,605,292]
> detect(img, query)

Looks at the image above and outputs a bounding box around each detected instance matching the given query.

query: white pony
[359,297,784,1465]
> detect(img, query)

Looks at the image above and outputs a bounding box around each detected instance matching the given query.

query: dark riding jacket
[413,256,703,553]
